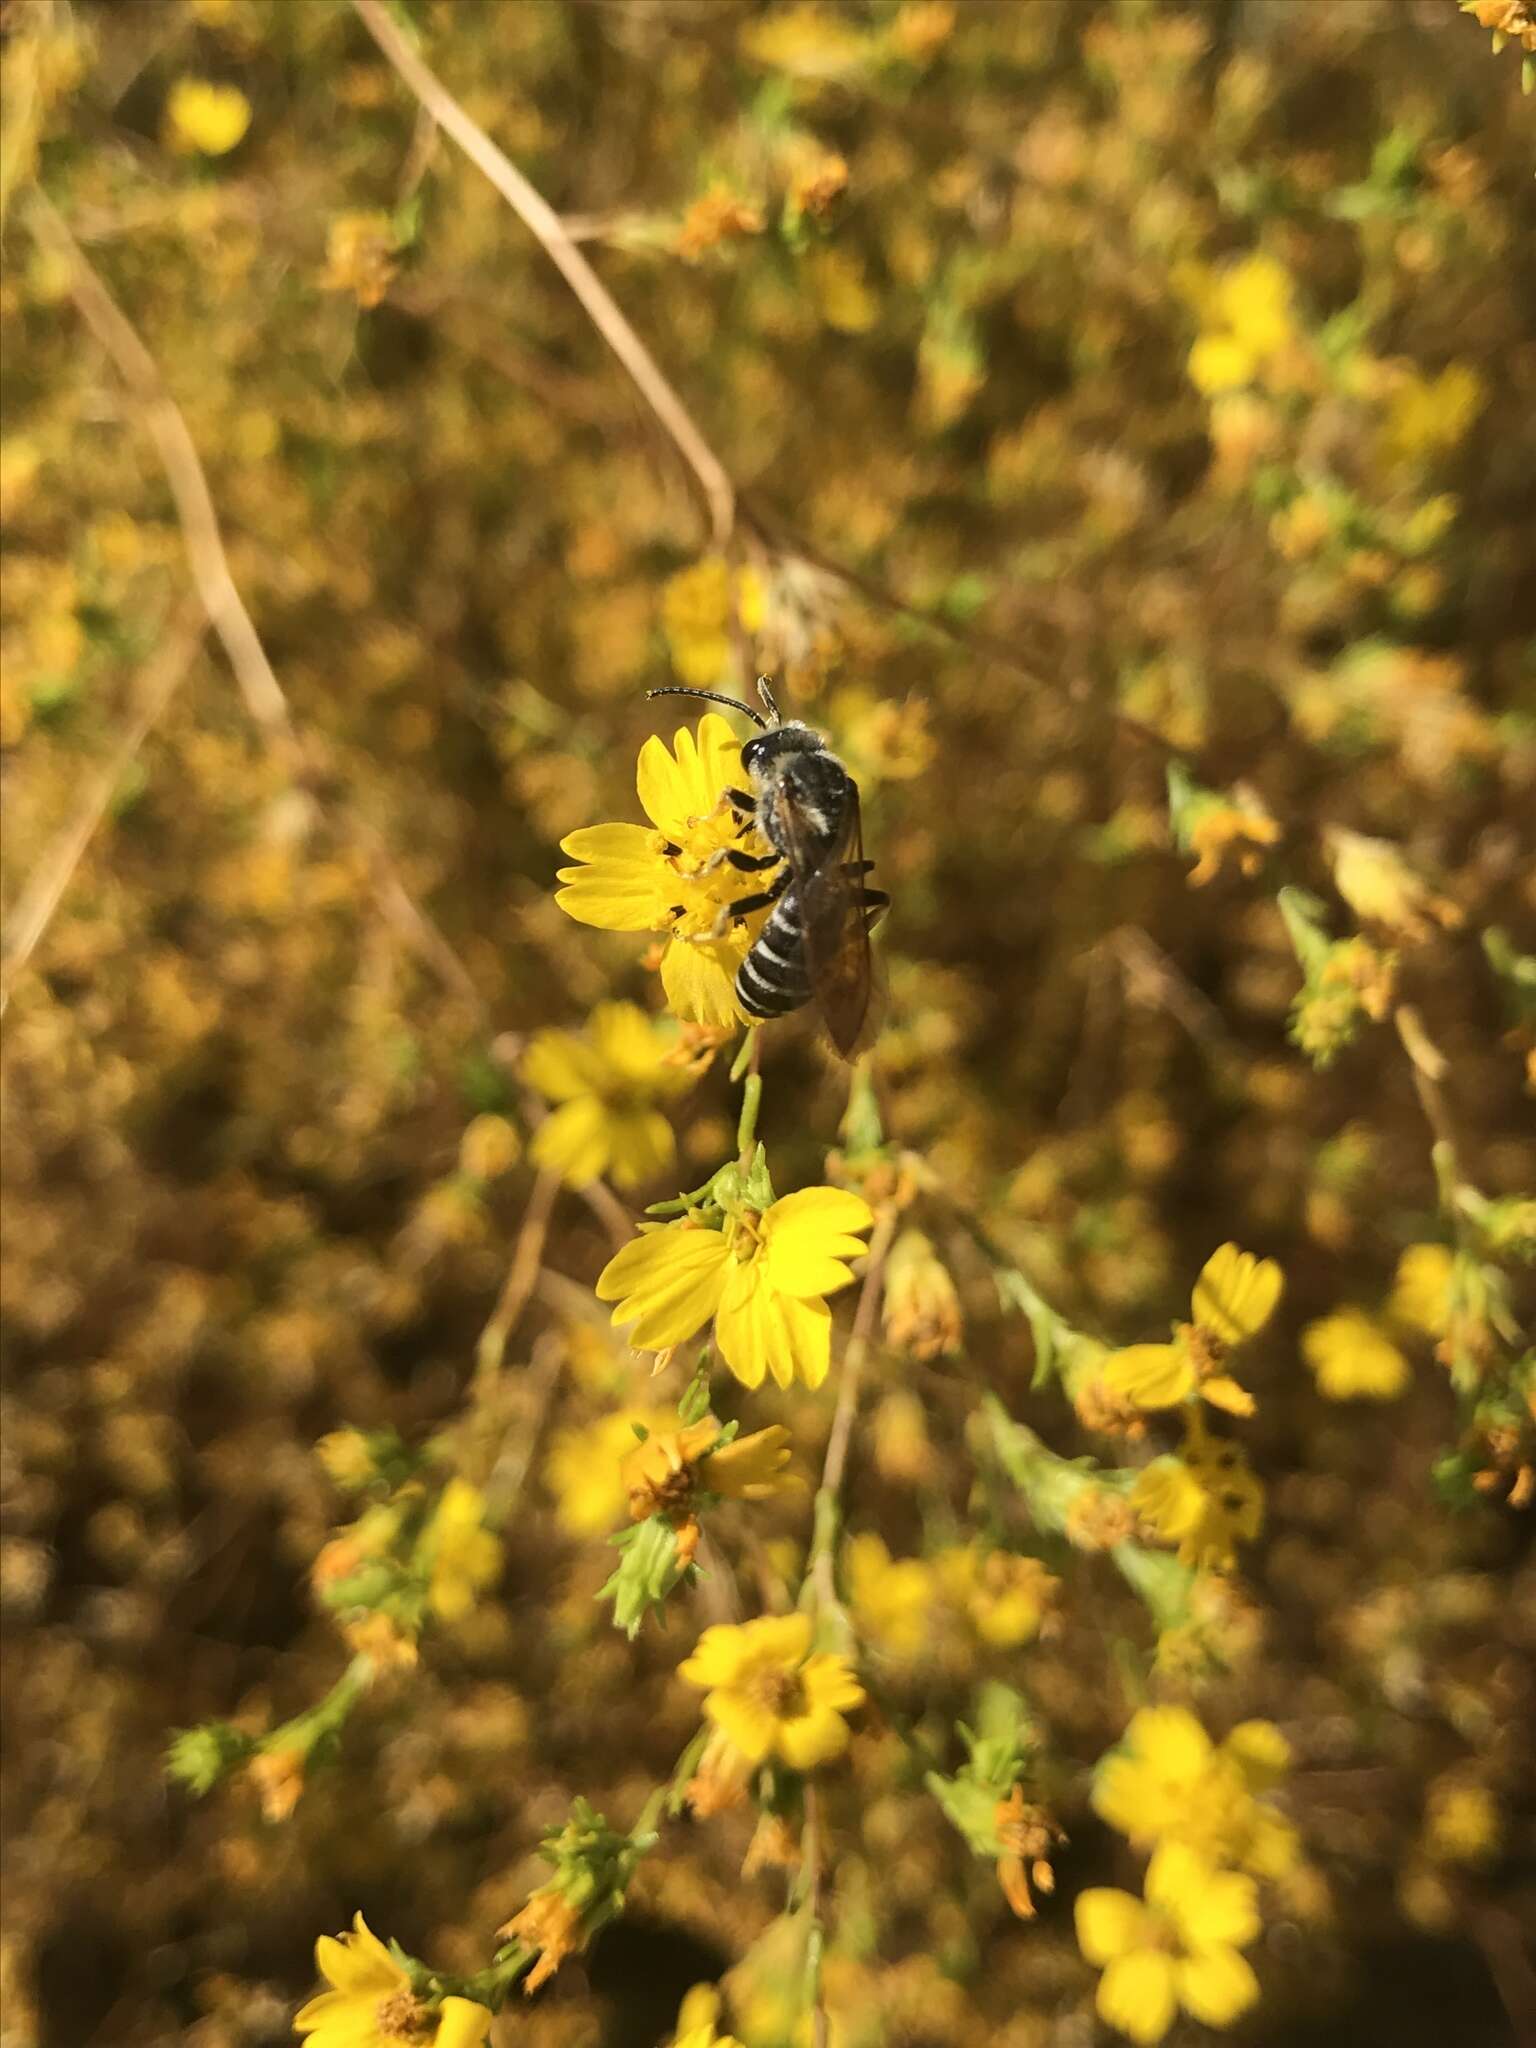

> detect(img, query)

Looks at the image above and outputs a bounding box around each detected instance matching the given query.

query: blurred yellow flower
[524,1002,690,1188]
[1186,800,1280,886]
[295,1914,491,2048]
[672,1982,745,2048]
[1132,1417,1264,1573]
[596,1188,874,1390]
[679,1612,864,1768]
[545,1408,675,1536]
[1076,1843,1260,2045]
[1302,1308,1410,1400]
[165,77,251,156]
[1186,253,1296,395]
[555,714,775,1027]
[422,1479,502,1622]
[1381,361,1485,467]
[458,1113,521,1181]
[676,187,765,263]
[1423,1774,1500,1865]
[1094,1706,1297,1880]
[937,1543,1058,1648]
[845,1532,935,1657]
[1103,1244,1282,1417]
[1390,1242,1455,1338]
[661,558,766,688]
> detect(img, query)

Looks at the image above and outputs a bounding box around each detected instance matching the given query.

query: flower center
[652,811,776,942]
[748,1663,807,1720]
[1181,1322,1230,1380]
[375,1991,435,2043]
[725,1210,765,1262]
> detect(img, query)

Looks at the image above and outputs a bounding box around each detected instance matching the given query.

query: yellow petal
[679,1612,812,1687]
[604,1108,676,1189]
[762,1187,874,1299]
[1103,1343,1192,1409]
[531,1097,611,1186]
[1097,1952,1179,2045]
[637,715,743,836]
[705,1687,778,1763]
[596,1227,731,1350]
[716,1263,833,1390]
[1201,1374,1257,1418]
[434,1996,495,2048]
[1147,1845,1258,1950]
[777,1702,852,1769]
[556,824,672,932]
[660,933,747,1028]
[522,1027,604,1103]
[589,1000,674,1084]
[1075,1888,1152,1965]
[1192,1244,1282,1345]
[803,1651,865,1714]
[1176,1946,1259,2028]
[293,1988,359,2034]
[1223,1719,1290,1791]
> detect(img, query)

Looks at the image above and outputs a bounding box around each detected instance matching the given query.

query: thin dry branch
[352,0,736,546]
[24,187,483,1016]
[0,597,206,1017]
[476,1167,562,1389]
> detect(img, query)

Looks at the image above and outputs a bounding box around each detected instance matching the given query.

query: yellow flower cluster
[1078,1707,1296,2042]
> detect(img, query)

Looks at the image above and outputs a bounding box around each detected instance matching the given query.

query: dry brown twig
[0,597,206,1018]
[351,0,736,548]
[476,1167,563,1389]
[809,1206,899,1617]
[23,185,482,1016]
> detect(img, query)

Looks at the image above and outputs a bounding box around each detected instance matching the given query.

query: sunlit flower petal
[1097,1952,1179,2045]
[1103,1342,1192,1409]
[596,1227,733,1350]
[1191,1243,1283,1345]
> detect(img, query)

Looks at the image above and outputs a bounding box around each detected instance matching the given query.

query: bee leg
[726,787,756,812]
[724,848,780,872]
[859,887,890,909]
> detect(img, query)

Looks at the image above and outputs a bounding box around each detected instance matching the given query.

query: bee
[646,678,886,1058]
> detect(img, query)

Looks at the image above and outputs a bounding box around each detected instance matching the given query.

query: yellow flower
[1132,1416,1264,1572]
[1093,1706,1297,1880]
[672,1983,745,2048]
[1076,1843,1261,2045]
[524,1002,691,1188]
[1103,1244,1282,1417]
[845,1533,935,1658]
[294,1914,491,2048]
[622,1418,796,1567]
[596,1188,874,1391]
[555,714,776,1027]
[1390,1242,1455,1338]
[936,1544,1058,1648]
[678,1612,864,1769]
[661,559,766,688]
[422,1479,502,1622]
[165,78,252,156]
[1186,253,1296,397]
[545,1407,675,1536]
[1302,1308,1410,1400]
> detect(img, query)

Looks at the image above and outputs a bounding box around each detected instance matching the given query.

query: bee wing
[773,778,877,1059]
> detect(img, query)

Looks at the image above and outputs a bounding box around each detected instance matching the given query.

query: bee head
[741,720,825,779]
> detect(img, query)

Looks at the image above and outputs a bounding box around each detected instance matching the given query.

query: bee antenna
[645,686,770,729]
[755,675,781,724]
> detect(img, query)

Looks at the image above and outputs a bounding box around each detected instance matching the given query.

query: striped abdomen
[736,889,811,1021]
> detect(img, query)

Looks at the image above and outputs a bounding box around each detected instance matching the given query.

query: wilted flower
[993,1784,1066,1920]
[545,1408,676,1537]
[678,1613,864,1769]
[1076,1843,1261,2045]
[882,1228,963,1358]
[596,1187,874,1390]
[523,1002,692,1188]
[1104,1244,1282,1417]
[676,186,765,261]
[621,1418,795,1567]
[1324,826,1461,944]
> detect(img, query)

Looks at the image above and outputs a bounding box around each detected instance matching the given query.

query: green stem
[737,1068,763,1160]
